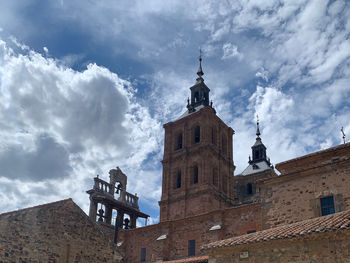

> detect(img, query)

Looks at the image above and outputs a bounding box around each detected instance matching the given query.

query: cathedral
[86,57,350,262]
[1,57,350,263]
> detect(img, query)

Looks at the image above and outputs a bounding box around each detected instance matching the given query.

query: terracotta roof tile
[202,210,350,250]
[158,255,208,263]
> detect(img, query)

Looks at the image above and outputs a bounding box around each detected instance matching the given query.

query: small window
[320,196,335,216]
[247,230,256,234]
[193,166,198,184]
[254,149,260,159]
[247,183,253,195]
[176,171,181,188]
[176,133,183,150]
[140,247,146,262]
[194,126,200,143]
[188,240,195,256]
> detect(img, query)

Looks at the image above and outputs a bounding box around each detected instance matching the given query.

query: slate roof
[240,160,272,176]
[202,210,350,250]
[159,256,208,263]
[177,105,205,120]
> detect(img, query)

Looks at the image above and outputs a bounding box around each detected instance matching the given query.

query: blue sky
[0,0,349,224]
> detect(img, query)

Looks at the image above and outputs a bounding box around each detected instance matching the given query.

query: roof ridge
[0,198,73,217]
[276,142,350,167]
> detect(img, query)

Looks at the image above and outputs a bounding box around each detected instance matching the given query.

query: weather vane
[199,48,203,61]
[341,127,346,144]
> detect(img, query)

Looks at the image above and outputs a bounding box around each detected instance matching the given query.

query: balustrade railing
[125,192,139,209]
[94,177,113,195]
[93,177,139,209]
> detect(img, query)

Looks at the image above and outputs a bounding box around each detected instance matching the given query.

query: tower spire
[256,115,261,138]
[196,49,204,83]
[187,51,210,113]
[249,116,270,165]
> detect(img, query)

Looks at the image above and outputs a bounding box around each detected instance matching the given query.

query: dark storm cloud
[0,134,71,181]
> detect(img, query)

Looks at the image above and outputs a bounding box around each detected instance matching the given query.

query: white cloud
[255,68,269,82]
[222,43,243,60]
[43,46,49,55]
[0,39,161,213]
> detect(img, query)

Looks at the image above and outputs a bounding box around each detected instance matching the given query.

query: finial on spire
[341,127,346,144]
[256,114,261,138]
[197,48,204,79]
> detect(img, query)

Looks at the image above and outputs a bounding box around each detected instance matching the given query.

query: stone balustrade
[94,177,113,195]
[125,192,139,209]
[93,177,138,209]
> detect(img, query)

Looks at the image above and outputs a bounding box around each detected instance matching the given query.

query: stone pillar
[105,205,112,224]
[130,213,137,229]
[89,196,97,221]
[116,210,124,230]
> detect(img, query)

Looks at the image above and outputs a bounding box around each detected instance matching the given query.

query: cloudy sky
[0,0,349,223]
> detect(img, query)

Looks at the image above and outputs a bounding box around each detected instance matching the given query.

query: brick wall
[118,203,261,262]
[0,199,122,263]
[160,107,235,222]
[207,230,350,263]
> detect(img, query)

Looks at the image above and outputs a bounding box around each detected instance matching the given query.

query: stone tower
[234,118,276,204]
[159,56,235,222]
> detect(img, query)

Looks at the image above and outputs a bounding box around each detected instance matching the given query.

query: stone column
[89,196,97,221]
[130,213,137,229]
[116,210,124,230]
[105,205,112,224]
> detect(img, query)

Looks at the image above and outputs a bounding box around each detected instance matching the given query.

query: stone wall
[0,199,122,263]
[261,144,350,229]
[118,203,261,262]
[207,230,350,263]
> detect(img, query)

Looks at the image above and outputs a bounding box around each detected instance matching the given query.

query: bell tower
[187,52,210,112]
[159,56,235,222]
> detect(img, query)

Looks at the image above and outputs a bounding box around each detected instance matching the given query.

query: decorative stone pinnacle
[341,127,346,144]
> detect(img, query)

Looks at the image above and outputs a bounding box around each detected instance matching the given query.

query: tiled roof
[159,255,208,263]
[202,210,350,250]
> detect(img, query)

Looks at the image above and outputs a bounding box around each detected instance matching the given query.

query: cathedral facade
[114,58,350,262]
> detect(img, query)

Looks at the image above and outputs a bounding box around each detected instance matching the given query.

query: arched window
[247,183,253,195]
[194,92,199,102]
[193,166,198,184]
[176,133,183,150]
[194,126,200,143]
[176,171,181,188]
